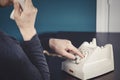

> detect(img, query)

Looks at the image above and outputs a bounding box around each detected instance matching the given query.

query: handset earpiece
[10,0,25,20]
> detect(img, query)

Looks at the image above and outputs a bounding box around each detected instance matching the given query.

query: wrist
[20,27,37,41]
[49,38,56,49]
[49,38,53,49]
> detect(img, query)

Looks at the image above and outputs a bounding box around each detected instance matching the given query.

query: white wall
[109,0,120,32]
[97,0,109,32]
[97,0,120,32]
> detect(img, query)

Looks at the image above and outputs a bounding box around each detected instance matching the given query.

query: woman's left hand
[49,38,84,59]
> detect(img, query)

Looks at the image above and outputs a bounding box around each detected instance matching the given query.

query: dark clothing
[0,31,50,80]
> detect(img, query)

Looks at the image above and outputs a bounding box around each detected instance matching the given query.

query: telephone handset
[10,0,25,20]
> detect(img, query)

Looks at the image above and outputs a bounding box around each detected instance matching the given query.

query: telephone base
[61,38,114,80]
[62,58,114,80]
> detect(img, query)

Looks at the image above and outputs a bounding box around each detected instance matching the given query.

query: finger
[13,1,21,18]
[60,50,76,60]
[68,45,85,58]
[25,0,33,8]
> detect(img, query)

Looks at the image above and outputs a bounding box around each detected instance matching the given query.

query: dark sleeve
[0,33,50,80]
[21,35,50,80]
[40,37,51,51]
[39,33,57,52]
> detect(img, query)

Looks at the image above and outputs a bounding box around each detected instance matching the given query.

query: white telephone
[10,0,25,20]
[62,38,114,80]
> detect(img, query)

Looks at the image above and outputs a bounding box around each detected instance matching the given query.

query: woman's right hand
[13,0,38,41]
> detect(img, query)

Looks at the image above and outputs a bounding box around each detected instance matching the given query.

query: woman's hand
[13,0,37,41]
[49,38,84,59]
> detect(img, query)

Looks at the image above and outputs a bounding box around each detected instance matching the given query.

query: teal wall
[0,0,96,40]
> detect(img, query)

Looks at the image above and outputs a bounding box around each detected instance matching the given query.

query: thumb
[13,1,21,19]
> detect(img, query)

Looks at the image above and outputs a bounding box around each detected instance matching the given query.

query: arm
[40,36,84,59]
[13,0,50,80]
[21,35,50,80]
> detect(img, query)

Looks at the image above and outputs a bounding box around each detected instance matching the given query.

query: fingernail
[72,56,76,60]
[74,56,77,60]
[82,55,85,58]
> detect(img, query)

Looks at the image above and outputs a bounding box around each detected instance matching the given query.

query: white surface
[96,0,109,32]
[97,0,120,32]
[10,0,25,20]
[109,0,120,32]
[62,38,114,80]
